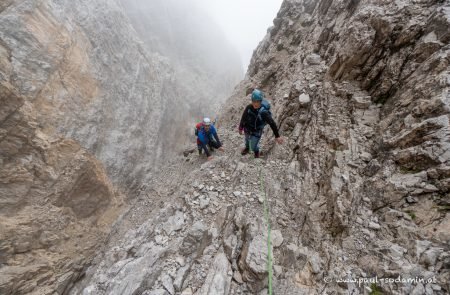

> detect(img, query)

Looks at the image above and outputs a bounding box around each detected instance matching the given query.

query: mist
[193,0,284,69]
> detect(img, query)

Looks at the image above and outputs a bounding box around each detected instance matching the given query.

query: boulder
[196,253,232,295]
[238,220,272,292]
[271,230,284,248]
[104,248,165,295]
[180,222,211,258]
[298,93,311,106]
[174,264,191,292]
[163,211,185,235]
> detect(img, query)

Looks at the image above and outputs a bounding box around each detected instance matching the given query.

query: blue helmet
[251,89,264,101]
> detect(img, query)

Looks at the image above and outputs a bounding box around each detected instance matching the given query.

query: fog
[194,0,284,69]
[119,0,245,157]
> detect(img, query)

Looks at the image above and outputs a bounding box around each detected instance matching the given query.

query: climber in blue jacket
[196,118,224,160]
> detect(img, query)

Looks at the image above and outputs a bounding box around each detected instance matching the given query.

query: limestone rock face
[195,253,232,295]
[238,220,272,293]
[0,0,167,191]
[221,0,450,293]
[117,0,243,180]
[0,81,123,294]
[0,0,241,294]
[0,0,242,192]
[2,0,450,294]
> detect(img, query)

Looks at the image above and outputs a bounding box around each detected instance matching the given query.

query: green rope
[249,137,273,295]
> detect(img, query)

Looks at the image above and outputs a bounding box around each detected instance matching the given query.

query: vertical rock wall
[0,0,241,294]
[221,0,450,293]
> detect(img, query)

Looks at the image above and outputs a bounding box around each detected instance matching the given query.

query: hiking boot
[241,148,249,155]
[254,151,260,158]
[198,149,202,155]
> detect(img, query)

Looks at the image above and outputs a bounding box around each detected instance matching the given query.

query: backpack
[256,99,271,129]
[194,120,216,136]
[260,99,271,112]
[195,123,202,136]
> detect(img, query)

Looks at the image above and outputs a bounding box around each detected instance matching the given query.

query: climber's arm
[262,111,280,138]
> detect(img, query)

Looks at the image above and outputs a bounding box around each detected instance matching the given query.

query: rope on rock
[249,138,273,295]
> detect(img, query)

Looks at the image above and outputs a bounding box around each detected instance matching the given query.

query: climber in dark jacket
[238,89,283,158]
[196,118,224,161]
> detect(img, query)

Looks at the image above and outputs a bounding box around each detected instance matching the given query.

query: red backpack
[195,122,204,136]
[195,122,203,144]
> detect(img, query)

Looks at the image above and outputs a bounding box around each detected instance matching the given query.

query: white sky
[194,0,283,70]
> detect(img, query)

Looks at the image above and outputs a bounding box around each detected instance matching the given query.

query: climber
[195,117,224,161]
[238,89,283,158]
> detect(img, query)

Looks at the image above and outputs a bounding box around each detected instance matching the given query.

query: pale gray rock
[271,230,284,248]
[420,248,443,267]
[360,152,373,162]
[238,220,272,292]
[199,197,211,210]
[273,265,283,278]
[415,240,432,259]
[388,244,407,261]
[163,211,185,235]
[180,222,212,257]
[104,249,164,295]
[298,93,311,106]
[209,191,219,199]
[195,253,232,295]
[406,196,418,204]
[411,283,425,295]
[305,53,321,65]
[224,234,239,261]
[368,222,381,230]
[308,255,322,274]
[155,235,168,246]
[173,264,191,292]
[143,289,169,295]
[161,274,175,295]
[233,271,244,284]
[175,256,186,267]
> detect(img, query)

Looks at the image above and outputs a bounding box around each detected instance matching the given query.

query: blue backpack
[256,100,271,129]
[260,99,271,112]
